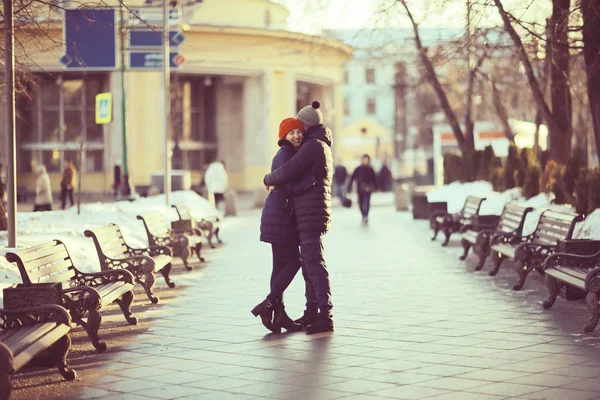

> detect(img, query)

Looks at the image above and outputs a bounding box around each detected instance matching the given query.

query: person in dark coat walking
[333,161,348,199]
[348,154,378,223]
[264,101,335,334]
[253,118,316,333]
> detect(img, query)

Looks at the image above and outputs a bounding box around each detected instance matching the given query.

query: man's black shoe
[305,314,334,334]
[294,310,319,328]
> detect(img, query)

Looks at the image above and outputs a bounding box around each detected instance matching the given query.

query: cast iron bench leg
[585,292,600,333]
[196,243,205,263]
[0,373,10,400]
[215,227,223,244]
[431,222,441,241]
[161,263,176,288]
[542,275,561,309]
[115,291,138,325]
[442,227,452,247]
[51,334,77,381]
[460,239,471,260]
[475,249,489,271]
[513,262,532,291]
[489,251,505,276]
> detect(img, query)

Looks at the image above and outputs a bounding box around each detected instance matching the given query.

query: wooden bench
[430,196,486,246]
[85,223,175,303]
[173,203,223,249]
[5,241,137,352]
[170,205,206,263]
[0,305,76,399]
[542,240,600,332]
[137,211,197,271]
[460,203,533,270]
[489,209,583,291]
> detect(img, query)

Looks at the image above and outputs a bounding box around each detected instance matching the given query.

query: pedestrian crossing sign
[95,93,112,124]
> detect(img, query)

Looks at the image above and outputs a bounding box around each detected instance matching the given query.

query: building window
[366,67,375,84]
[171,74,218,170]
[367,98,376,115]
[16,73,106,173]
[344,97,350,116]
[343,70,349,84]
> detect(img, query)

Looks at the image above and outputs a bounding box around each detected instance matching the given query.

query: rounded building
[1,0,352,195]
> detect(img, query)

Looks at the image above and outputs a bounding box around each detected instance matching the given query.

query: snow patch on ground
[574,209,600,239]
[427,181,493,213]
[0,191,224,303]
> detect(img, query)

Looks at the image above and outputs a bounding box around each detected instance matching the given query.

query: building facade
[0,0,352,194]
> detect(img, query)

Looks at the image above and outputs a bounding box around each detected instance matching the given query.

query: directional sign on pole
[59,9,116,70]
[129,30,186,48]
[129,51,183,69]
[130,8,181,26]
[95,93,112,124]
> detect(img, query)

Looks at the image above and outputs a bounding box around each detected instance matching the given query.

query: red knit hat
[279,118,304,140]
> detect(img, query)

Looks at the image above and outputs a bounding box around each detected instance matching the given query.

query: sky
[276,0,552,35]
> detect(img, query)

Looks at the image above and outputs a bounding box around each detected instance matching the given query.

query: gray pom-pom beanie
[297,101,323,128]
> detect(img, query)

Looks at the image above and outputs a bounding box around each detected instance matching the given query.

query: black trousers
[33,203,52,212]
[268,243,302,303]
[301,239,332,312]
[358,190,372,218]
[60,183,74,209]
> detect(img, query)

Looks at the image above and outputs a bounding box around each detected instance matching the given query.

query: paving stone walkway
[12,206,600,400]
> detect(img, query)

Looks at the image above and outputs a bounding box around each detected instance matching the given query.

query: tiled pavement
[12,206,600,399]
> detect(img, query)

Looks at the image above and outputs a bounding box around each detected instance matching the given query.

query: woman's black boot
[251,298,278,333]
[273,301,303,333]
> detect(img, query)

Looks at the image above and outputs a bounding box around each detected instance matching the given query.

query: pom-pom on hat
[297,101,323,128]
[279,118,304,140]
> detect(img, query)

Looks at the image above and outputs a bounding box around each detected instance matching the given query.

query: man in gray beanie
[264,101,334,334]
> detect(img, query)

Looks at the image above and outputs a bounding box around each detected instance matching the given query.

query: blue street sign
[60,9,116,70]
[129,30,186,48]
[129,51,181,69]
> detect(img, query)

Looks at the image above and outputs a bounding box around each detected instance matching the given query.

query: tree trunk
[581,0,600,164]
[493,0,562,149]
[549,0,573,164]
[489,75,515,143]
[398,0,471,154]
[0,202,7,231]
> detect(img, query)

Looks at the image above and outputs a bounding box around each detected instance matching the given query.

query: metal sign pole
[4,0,17,247]
[163,0,171,204]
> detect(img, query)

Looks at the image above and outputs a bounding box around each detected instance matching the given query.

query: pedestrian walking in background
[61,159,77,210]
[34,164,53,212]
[333,160,348,199]
[253,117,315,334]
[204,160,229,210]
[264,101,335,334]
[348,154,378,223]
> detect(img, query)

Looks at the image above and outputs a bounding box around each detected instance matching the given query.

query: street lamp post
[163,0,172,205]
[4,0,17,247]
[119,1,132,197]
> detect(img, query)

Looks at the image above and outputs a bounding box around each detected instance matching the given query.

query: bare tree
[580,0,600,163]
[493,0,573,164]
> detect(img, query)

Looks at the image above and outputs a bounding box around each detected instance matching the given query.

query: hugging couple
[252,101,334,335]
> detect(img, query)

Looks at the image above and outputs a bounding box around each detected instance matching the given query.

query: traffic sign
[129,30,186,48]
[129,51,183,69]
[130,8,181,26]
[95,93,112,124]
[60,9,116,70]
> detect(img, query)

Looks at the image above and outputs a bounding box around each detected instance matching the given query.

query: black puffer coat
[264,125,333,243]
[260,141,315,244]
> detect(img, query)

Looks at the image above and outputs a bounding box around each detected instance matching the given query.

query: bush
[504,145,521,189]
[541,160,568,204]
[539,150,550,171]
[564,147,587,197]
[517,148,537,186]
[443,153,462,184]
[575,168,590,215]
[523,164,542,199]
[588,168,600,213]
[490,167,506,192]
[477,146,497,181]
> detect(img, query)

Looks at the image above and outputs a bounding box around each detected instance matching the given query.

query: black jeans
[34,203,52,212]
[61,183,74,210]
[301,239,332,312]
[268,243,302,303]
[358,190,372,218]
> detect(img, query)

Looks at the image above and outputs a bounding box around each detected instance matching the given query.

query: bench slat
[97,282,133,305]
[19,245,69,267]
[2,322,56,353]
[37,270,76,284]
[545,268,588,290]
[11,324,70,372]
[15,242,62,263]
[27,259,74,282]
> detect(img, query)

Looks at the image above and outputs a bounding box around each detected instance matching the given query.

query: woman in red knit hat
[252,118,315,333]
